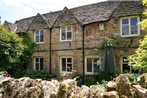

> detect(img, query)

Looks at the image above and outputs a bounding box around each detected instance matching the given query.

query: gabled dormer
[27,13,50,44]
[28,13,50,31]
[53,7,81,42]
[53,7,81,27]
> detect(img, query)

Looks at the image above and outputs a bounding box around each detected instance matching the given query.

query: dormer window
[120,16,140,37]
[60,26,72,41]
[34,30,44,44]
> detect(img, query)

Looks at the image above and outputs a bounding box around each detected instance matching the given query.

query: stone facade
[12,0,144,78]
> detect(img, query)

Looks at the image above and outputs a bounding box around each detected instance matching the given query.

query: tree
[128,0,147,72]
[16,33,36,67]
[0,26,24,70]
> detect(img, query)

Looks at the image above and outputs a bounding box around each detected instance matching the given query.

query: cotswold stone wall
[1,74,147,98]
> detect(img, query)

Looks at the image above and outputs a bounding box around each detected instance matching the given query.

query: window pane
[40,31,44,42]
[122,19,128,24]
[131,17,138,34]
[62,32,66,40]
[35,31,39,42]
[67,58,72,63]
[67,64,72,72]
[40,58,43,70]
[122,25,129,35]
[131,25,138,34]
[123,64,130,73]
[87,58,92,72]
[35,58,39,62]
[67,26,71,32]
[122,57,128,63]
[61,27,66,33]
[35,63,39,70]
[62,58,66,71]
[67,32,72,40]
[94,64,99,73]
[93,58,99,63]
[131,17,137,25]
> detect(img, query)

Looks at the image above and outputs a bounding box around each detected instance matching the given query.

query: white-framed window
[60,57,73,73]
[99,23,105,31]
[121,57,138,73]
[120,16,140,37]
[85,56,101,74]
[60,26,72,41]
[34,57,43,70]
[34,30,44,44]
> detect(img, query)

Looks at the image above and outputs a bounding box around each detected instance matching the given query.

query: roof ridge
[15,0,116,23]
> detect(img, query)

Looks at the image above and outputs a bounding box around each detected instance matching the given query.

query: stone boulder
[106,81,117,91]
[90,85,105,98]
[0,77,43,98]
[116,74,133,98]
[138,73,147,89]
[103,91,119,98]
[132,85,147,98]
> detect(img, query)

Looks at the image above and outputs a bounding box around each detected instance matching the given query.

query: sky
[0,0,107,24]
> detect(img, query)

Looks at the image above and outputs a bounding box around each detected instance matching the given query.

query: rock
[1,77,43,98]
[103,91,119,98]
[0,77,12,84]
[138,73,147,89]
[57,79,78,98]
[78,85,90,98]
[106,81,117,91]
[41,80,58,98]
[132,85,147,98]
[116,74,133,98]
[90,85,105,98]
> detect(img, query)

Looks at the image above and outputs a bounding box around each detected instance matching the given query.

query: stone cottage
[6,0,144,78]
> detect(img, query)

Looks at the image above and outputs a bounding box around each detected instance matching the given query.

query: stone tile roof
[71,1,121,25]
[3,21,17,32]
[43,11,62,27]
[112,0,143,17]
[15,17,34,33]
[14,0,143,33]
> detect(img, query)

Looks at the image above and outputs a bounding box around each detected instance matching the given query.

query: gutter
[82,25,85,80]
[49,28,52,74]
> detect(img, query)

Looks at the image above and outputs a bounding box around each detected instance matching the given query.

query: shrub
[84,77,95,86]
[23,70,49,80]
[126,73,139,83]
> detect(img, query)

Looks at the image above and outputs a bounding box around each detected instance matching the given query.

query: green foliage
[128,0,147,72]
[126,73,139,83]
[15,33,36,65]
[84,77,95,86]
[0,26,24,70]
[97,80,108,87]
[129,35,147,72]
[8,65,25,78]
[23,70,49,80]
[141,0,147,31]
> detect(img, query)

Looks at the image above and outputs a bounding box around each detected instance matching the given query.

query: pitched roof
[113,0,143,17]
[3,21,17,32]
[71,1,121,25]
[27,13,50,30]
[15,17,34,33]
[14,0,143,33]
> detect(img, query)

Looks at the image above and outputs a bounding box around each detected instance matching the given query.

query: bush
[84,77,95,86]
[23,70,49,80]
[126,73,139,83]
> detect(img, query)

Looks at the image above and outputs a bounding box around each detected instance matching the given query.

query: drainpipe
[82,25,85,80]
[49,28,52,74]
